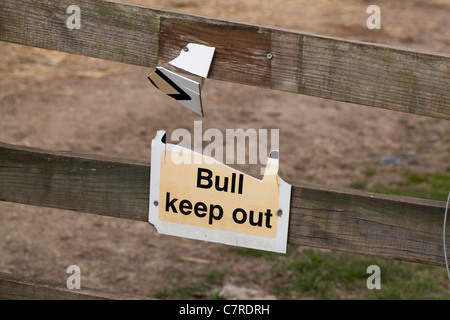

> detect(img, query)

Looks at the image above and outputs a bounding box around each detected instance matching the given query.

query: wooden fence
[0,0,449,299]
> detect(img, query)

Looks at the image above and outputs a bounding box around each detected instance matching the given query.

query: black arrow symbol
[148,68,191,101]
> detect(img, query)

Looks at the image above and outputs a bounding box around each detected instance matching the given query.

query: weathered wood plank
[0,0,160,67]
[0,142,447,266]
[0,143,150,222]
[158,17,272,89]
[157,15,450,120]
[0,0,449,119]
[297,36,450,120]
[288,182,447,266]
[0,271,152,300]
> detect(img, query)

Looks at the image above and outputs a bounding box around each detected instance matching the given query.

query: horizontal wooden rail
[0,142,447,266]
[0,271,152,300]
[0,0,449,120]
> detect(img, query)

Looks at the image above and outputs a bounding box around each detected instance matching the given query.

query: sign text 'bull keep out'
[148,131,291,253]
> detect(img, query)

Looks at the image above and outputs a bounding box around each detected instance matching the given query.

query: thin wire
[444,191,450,281]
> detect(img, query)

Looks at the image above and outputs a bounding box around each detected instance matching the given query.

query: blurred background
[1,0,449,299]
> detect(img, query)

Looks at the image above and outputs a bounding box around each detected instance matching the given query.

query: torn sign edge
[148,130,292,254]
[168,43,216,78]
[147,44,215,117]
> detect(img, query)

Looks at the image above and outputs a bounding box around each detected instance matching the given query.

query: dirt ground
[1,0,449,299]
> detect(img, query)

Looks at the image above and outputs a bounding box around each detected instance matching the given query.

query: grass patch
[364,167,377,178]
[285,167,450,298]
[205,268,231,283]
[155,269,230,300]
[276,250,450,300]
[348,167,377,190]
[155,282,205,299]
[235,245,450,299]
[155,246,450,300]
[374,169,450,201]
[348,179,368,190]
[235,247,291,260]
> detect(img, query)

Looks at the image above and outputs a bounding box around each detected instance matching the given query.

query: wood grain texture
[0,143,150,222]
[0,142,447,266]
[0,271,152,300]
[0,0,449,119]
[158,17,272,88]
[0,0,160,67]
[289,182,447,266]
[297,36,450,120]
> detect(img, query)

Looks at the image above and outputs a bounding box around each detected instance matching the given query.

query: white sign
[169,43,216,78]
[148,131,291,253]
